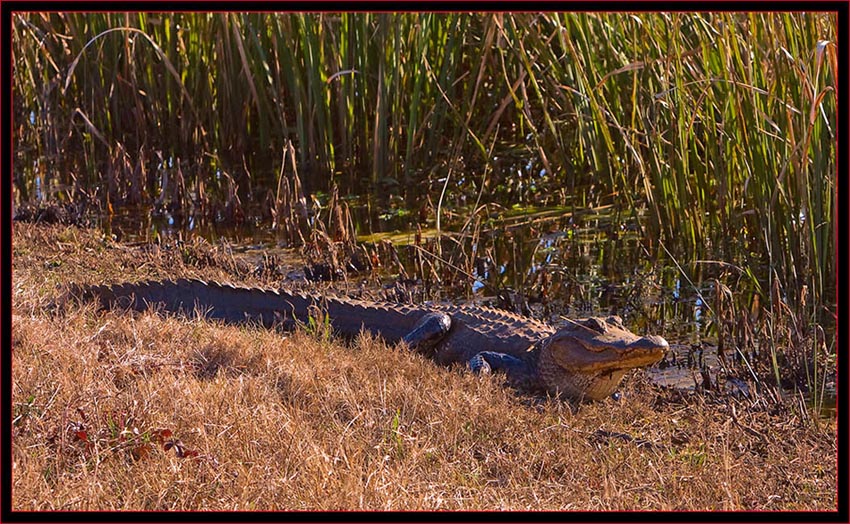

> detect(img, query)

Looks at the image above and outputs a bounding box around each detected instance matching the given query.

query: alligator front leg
[468,351,537,389]
[401,312,452,354]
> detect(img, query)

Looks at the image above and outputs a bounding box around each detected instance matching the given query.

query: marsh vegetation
[10,11,838,511]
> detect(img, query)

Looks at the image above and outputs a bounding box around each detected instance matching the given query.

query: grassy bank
[11,223,836,510]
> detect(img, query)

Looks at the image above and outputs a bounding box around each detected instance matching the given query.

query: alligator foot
[468,351,536,388]
[401,312,452,354]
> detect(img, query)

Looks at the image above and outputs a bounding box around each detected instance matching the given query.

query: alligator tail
[64,278,420,341]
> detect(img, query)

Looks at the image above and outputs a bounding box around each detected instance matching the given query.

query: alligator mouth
[549,333,668,373]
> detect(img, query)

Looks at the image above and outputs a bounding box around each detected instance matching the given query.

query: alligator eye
[583,318,606,333]
[606,315,624,328]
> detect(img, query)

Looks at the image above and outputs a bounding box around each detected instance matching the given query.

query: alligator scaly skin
[65,278,668,401]
[70,279,551,362]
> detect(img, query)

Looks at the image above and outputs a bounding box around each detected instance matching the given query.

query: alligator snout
[632,334,669,353]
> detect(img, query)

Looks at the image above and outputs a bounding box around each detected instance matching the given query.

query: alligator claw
[468,353,492,374]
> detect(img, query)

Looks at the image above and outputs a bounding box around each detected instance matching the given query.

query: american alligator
[65,279,668,401]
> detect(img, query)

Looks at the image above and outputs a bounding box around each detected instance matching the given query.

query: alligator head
[536,316,668,401]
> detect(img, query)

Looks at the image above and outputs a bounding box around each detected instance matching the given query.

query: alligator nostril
[630,335,669,351]
[645,335,669,349]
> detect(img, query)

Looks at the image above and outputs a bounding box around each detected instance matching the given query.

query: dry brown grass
[11,223,837,511]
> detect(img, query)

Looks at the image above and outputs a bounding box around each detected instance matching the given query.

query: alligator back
[69,279,554,364]
[421,306,554,365]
